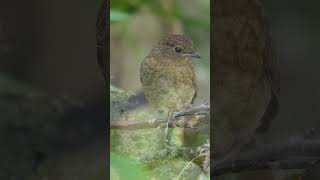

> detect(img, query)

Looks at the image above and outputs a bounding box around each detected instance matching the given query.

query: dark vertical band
[96,0,110,177]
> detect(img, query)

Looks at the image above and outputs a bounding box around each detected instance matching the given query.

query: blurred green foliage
[110,10,129,22]
[111,0,151,14]
[110,152,149,180]
[104,0,210,31]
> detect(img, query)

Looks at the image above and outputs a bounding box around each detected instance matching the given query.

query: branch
[110,118,168,130]
[110,103,210,130]
[212,136,320,176]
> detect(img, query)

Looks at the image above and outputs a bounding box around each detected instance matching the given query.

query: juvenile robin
[212,12,279,159]
[140,34,201,145]
[140,34,200,113]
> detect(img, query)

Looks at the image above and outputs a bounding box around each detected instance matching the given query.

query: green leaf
[110,153,149,180]
[111,9,129,22]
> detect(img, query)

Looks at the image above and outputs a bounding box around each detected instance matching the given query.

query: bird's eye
[174,46,182,53]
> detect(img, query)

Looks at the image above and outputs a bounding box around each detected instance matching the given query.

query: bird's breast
[140,57,196,111]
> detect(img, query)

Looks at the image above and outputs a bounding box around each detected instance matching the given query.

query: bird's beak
[191,52,201,59]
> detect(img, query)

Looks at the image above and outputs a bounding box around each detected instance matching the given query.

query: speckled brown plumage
[140,34,199,112]
[212,0,279,160]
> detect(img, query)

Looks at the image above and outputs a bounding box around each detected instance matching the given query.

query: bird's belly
[143,66,195,111]
[212,70,271,156]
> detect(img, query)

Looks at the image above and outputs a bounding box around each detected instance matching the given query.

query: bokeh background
[109,0,210,179]
[110,0,210,104]
[263,0,320,145]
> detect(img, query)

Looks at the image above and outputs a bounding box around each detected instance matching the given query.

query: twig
[176,155,203,180]
[110,103,210,130]
[173,103,210,118]
[110,119,168,129]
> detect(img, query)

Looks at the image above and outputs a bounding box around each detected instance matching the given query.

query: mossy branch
[110,103,210,130]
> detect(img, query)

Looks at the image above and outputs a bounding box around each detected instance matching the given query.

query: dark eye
[174,46,182,53]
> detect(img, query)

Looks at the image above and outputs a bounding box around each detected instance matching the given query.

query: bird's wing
[263,35,280,96]
[190,67,198,104]
[190,86,197,104]
[140,57,156,88]
[139,58,147,84]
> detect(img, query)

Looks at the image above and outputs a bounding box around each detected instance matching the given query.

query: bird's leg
[184,104,193,110]
[164,110,174,147]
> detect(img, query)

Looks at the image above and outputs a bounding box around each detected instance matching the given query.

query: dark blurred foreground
[0,0,107,179]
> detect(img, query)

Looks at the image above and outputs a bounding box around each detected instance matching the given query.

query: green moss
[110,85,132,120]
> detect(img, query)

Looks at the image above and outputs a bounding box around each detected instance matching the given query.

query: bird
[140,34,201,145]
[212,22,279,159]
[140,34,200,112]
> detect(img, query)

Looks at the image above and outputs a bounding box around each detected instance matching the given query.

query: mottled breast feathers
[140,56,196,111]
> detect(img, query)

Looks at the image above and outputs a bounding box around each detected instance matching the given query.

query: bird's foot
[164,110,174,146]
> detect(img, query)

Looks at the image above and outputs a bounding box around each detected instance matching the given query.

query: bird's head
[151,34,201,60]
